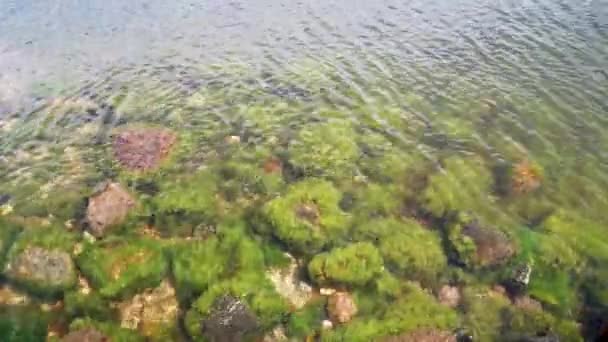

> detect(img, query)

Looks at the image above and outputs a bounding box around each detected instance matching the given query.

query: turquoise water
[0,0,607,341]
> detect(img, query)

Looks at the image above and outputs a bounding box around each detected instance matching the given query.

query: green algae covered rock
[68,318,144,342]
[446,213,515,269]
[4,227,77,297]
[64,290,115,322]
[421,156,495,218]
[288,121,359,177]
[184,275,289,341]
[462,285,583,341]
[355,218,447,282]
[181,222,290,341]
[286,298,326,338]
[308,242,384,287]
[347,183,402,219]
[504,303,583,341]
[147,169,220,237]
[260,179,350,254]
[321,282,458,341]
[172,221,264,298]
[461,285,512,341]
[76,237,167,299]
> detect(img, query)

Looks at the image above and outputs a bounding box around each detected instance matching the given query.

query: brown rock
[462,221,514,267]
[113,128,177,171]
[382,329,457,342]
[86,182,135,237]
[327,292,358,324]
[62,328,109,342]
[513,295,543,312]
[438,285,460,308]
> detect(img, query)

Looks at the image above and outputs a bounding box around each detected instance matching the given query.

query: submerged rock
[382,329,457,342]
[462,220,514,267]
[438,285,461,308]
[115,280,179,337]
[202,295,260,342]
[86,182,135,237]
[6,246,75,292]
[62,328,109,342]
[327,292,358,324]
[266,253,313,309]
[113,127,177,171]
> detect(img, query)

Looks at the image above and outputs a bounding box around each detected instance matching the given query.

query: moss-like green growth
[355,218,446,283]
[4,227,77,297]
[288,121,359,177]
[185,276,289,341]
[421,156,499,220]
[446,213,515,269]
[308,242,384,287]
[76,237,167,299]
[68,318,145,342]
[347,183,402,219]
[322,282,458,341]
[540,210,608,264]
[461,285,512,341]
[181,224,290,340]
[513,228,579,315]
[0,307,50,342]
[259,179,350,254]
[0,218,21,268]
[287,298,326,338]
[504,307,583,341]
[147,168,220,237]
[172,220,285,301]
[64,291,115,321]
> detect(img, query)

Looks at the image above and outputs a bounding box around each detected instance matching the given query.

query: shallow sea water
[1,0,608,341]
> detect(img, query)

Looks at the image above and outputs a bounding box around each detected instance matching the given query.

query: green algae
[322,282,458,341]
[0,307,50,342]
[76,237,167,299]
[354,218,447,283]
[259,179,350,254]
[0,62,605,342]
[182,224,290,341]
[288,120,359,178]
[308,242,384,287]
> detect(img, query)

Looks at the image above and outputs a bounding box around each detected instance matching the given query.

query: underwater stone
[266,253,313,310]
[381,329,457,342]
[86,182,135,237]
[62,328,109,342]
[327,292,358,324]
[112,127,177,171]
[6,246,75,292]
[457,219,515,267]
[201,295,260,342]
[115,280,178,337]
[438,285,461,308]
[7,247,76,296]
